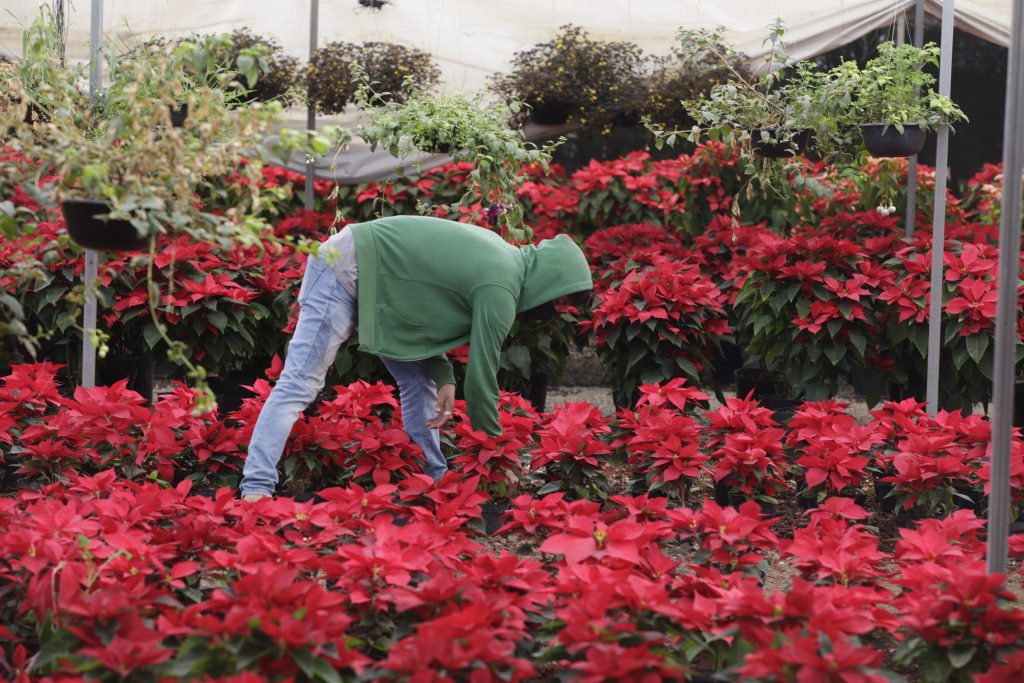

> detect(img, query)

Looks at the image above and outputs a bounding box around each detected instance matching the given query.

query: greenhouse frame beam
[904,0,926,238]
[81,0,102,389]
[304,0,319,211]
[925,0,956,414]
[987,0,1024,576]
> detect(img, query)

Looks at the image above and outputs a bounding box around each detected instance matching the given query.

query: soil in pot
[61,199,149,252]
[860,123,926,158]
[751,128,811,158]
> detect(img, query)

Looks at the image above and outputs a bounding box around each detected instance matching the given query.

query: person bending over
[239,215,593,500]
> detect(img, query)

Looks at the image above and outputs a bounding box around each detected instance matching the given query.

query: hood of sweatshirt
[517,234,593,313]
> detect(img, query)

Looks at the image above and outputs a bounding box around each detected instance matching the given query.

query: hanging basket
[529,101,572,126]
[61,199,148,252]
[860,123,926,157]
[750,128,811,158]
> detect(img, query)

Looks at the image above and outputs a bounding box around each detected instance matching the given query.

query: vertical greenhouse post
[987,0,1024,575]
[925,0,956,414]
[82,0,102,389]
[305,0,319,211]
[904,0,926,238]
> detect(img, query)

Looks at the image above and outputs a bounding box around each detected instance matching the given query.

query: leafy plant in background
[1,18,348,410]
[845,41,966,132]
[650,23,855,213]
[308,40,441,114]
[492,24,646,133]
[354,69,561,242]
[216,28,303,104]
[641,43,752,130]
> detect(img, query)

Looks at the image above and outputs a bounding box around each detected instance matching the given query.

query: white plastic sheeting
[0,1,1016,90]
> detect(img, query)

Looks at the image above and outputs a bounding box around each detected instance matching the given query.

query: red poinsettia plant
[586,255,730,408]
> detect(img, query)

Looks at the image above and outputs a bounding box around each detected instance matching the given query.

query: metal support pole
[82,0,102,389]
[987,0,1024,575]
[304,0,319,211]
[925,0,955,414]
[905,0,926,238]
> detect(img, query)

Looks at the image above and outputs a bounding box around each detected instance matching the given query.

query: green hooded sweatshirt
[350,215,593,435]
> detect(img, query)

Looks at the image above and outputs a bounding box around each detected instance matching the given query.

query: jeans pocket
[297,258,327,306]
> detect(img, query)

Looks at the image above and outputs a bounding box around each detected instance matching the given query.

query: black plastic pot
[860,123,926,158]
[711,341,744,386]
[98,355,155,404]
[208,367,263,414]
[874,476,899,514]
[751,128,811,158]
[61,199,148,252]
[169,103,188,128]
[797,490,868,510]
[1013,382,1024,428]
[526,371,549,413]
[480,500,510,535]
[713,482,777,514]
[734,367,787,400]
[761,395,801,425]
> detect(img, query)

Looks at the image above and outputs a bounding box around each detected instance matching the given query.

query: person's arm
[420,354,455,389]
[464,286,517,436]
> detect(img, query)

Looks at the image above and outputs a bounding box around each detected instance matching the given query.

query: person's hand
[427,383,456,429]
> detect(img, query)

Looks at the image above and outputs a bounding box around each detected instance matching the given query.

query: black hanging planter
[61,199,148,252]
[529,101,571,126]
[169,103,188,128]
[860,123,926,158]
[751,128,811,158]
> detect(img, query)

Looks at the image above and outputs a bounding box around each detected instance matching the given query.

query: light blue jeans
[239,255,449,496]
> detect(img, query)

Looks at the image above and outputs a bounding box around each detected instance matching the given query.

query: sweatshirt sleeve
[465,285,517,436]
[421,354,455,387]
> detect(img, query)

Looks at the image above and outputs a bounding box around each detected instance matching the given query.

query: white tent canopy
[0,1,1016,91]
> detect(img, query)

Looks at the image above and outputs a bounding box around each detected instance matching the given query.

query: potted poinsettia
[450,392,536,533]
[845,42,966,157]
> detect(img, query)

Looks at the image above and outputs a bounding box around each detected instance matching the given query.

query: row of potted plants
[2,363,1024,680]
[2,140,1015,411]
[1,361,1019,527]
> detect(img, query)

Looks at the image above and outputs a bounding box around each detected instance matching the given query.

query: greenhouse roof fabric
[0,1,1015,89]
